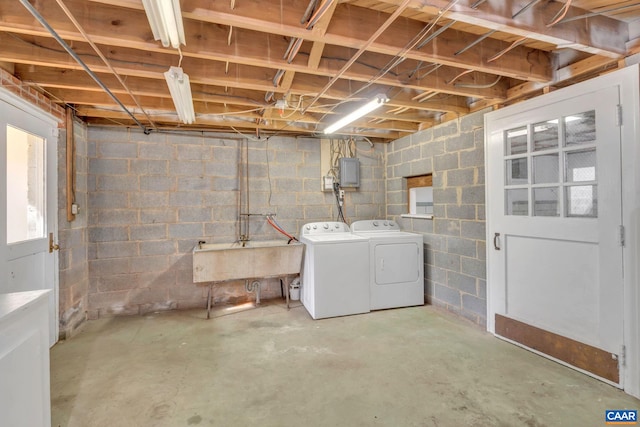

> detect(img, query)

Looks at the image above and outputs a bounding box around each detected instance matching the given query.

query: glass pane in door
[6,125,45,244]
[566,185,597,217]
[566,149,596,183]
[565,111,596,146]
[506,189,528,216]
[533,187,559,217]
[533,154,559,184]
[506,158,528,185]
[506,127,528,155]
[533,120,559,151]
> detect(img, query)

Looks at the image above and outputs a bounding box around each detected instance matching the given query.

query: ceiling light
[142,0,186,49]
[164,66,195,124]
[324,94,389,134]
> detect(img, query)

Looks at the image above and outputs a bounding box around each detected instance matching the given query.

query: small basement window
[403,174,433,219]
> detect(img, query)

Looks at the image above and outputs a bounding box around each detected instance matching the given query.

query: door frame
[0,87,61,346]
[484,65,640,399]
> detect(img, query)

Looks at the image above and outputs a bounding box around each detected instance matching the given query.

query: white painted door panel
[0,92,59,347]
[487,86,623,382]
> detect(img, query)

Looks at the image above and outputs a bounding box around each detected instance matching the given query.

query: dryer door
[374,242,420,285]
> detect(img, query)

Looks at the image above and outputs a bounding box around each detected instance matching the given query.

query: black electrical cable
[333,183,346,223]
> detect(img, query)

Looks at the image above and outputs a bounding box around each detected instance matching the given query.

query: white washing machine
[351,220,424,310]
[300,222,370,319]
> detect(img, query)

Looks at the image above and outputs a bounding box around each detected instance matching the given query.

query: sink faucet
[239,234,250,247]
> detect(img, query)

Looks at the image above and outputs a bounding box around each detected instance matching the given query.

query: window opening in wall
[503,110,597,218]
[406,174,433,217]
[6,125,46,244]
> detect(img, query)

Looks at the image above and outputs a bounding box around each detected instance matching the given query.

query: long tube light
[324,94,389,134]
[164,66,196,124]
[142,0,186,49]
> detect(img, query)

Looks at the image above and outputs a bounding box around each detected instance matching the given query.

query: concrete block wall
[57,120,90,338]
[86,128,385,318]
[386,110,488,326]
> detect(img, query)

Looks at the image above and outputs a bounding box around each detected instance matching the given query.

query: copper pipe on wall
[66,107,76,222]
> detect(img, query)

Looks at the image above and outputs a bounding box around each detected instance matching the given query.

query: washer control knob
[383,221,389,226]
[373,221,379,227]
[389,221,395,227]
[335,224,340,229]
[312,225,317,229]
[323,223,329,229]
[305,225,310,230]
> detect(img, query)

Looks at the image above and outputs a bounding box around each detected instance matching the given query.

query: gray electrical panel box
[339,157,360,188]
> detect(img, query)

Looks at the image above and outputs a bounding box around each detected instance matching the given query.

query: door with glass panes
[1,94,59,346]
[486,86,623,386]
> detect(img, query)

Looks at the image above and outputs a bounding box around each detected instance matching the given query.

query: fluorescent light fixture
[324,94,389,134]
[142,0,186,49]
[164,66,196,124]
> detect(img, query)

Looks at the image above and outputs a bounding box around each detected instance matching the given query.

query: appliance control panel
[301,222,350,235]
[351,220,400,232]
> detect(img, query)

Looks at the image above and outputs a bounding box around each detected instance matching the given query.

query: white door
[0,92,59,347]
[486,86,623,386]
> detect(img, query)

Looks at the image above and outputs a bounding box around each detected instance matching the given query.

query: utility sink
[192,240,304,283]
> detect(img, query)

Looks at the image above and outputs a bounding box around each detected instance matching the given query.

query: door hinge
[620,345,626,367]
[616,104,623,126]
[619,225,625,247]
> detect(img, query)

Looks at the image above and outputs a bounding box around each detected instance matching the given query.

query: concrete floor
[50,300,639,427]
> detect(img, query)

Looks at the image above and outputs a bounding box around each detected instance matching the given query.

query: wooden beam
[0,30,506,101]
[77,107,401,140]
[376,0,628,58]
[74,0,553,81]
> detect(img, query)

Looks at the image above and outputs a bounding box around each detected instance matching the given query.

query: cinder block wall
[86,128,385,318]
[57,120,90,338]
[386,110,488,326]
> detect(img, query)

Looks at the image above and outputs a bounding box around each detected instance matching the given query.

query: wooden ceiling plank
[0,25,506,101]
[375,0,628,58]
[182,0,553,81]
[77,0,552,80]
[0,33,477,114]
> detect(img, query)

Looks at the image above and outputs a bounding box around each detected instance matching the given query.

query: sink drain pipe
[245,280,261,305]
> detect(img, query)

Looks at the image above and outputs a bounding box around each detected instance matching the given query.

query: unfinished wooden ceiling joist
[1,0,638,142]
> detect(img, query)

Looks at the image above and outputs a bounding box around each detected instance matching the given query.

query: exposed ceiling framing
[1,0,639,142]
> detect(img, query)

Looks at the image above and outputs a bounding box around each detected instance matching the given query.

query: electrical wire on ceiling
[452,0,542,67]
[54,0,156,130]
[268,0,326,104]
[409,0,486,80]
[301,0,320,24]
[512,0,541,19]
[455,75,502,89]
[487,37,527,63]
[470,0,488,8]
[547,0,572,27]
[7,33,172,74]
[554,2,640,24]
[273,69,285,87]
[414,21,455,50]
[17,0,151,134]
[304,0,413,113]
[454,30,497,56]
[309,0,461,131]
[305,0,336,29]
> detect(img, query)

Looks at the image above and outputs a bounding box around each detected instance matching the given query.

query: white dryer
[300,222,370,319]
[351,220,424,310]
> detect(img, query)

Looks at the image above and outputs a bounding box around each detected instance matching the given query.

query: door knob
[49,232,60,253]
